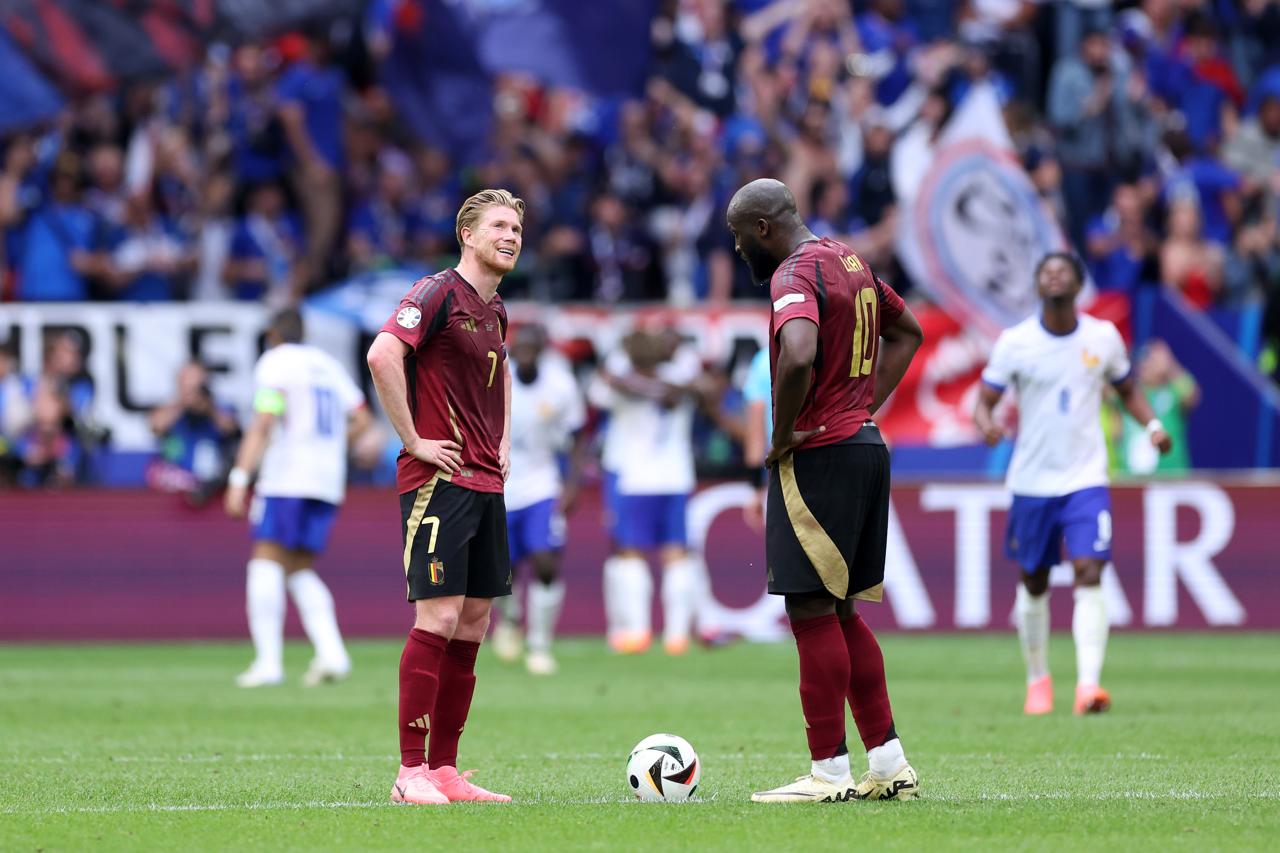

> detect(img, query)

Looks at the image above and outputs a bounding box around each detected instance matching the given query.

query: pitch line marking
[2,791,1278,815]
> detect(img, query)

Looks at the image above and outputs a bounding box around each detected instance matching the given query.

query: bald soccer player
[726,178,924,803]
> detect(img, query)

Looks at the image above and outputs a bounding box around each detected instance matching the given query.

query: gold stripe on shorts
[778,455,849,599]
[403,473,444,575]
[854,582,883,603]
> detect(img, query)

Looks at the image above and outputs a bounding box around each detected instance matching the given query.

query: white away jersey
[505,354,586,511]
[254,343,365,504]
[982,314,1130,497]
[589,346,701,495]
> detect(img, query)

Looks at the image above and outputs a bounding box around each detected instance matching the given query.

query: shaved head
[726,178,798,226]
[725,178,811,283]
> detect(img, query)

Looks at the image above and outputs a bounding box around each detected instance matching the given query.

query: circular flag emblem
[909,138,1077,333]
[396,306,422,329]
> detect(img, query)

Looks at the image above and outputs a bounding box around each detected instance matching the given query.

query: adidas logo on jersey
[460,318,479,332]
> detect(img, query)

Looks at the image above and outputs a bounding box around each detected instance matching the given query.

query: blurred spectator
[107,192,195,302]
[276,31,346,290]
[1161,128,1243,247]
[845,110,899,271]
[41,331,94,420]
[0,339,33,485]
[1114,339,1198,475]
[83,144,127,245]
[1086,182,1160,292]
[957,0,1040,101]
[654,0,744,118]
[347,149,421,272]
[223,182,304,305]
[809,176,851,237]
[1227,191,1280,307]
[190,172,237,302]
[1223,87,1280,186]
[14,379,82,488]
[224,44,289,186]
[582,193,663,302]
[781,99,840,219]
[1048,28,1154,248]
[147,361,240,497]
[13,152,100,302]
[412,146,461,264]
[1160,197,1225,309]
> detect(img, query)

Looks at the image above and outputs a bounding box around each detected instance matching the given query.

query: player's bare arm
[224,409,278,517]
[601,363,669,401]
[766,317,825,468]
[871,303,924,415]
[559,427,591,516]
[1113,376,1173,454]
[974,382,1007,447]
[346,405,376,445]
[366,331,463,475]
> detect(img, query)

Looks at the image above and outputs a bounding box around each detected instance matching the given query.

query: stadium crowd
[1,1,1278,308]
[0,0,1267,487]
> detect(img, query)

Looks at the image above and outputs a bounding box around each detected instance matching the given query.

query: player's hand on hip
[765,425,825,468]
[224,484,248,518]
[1150,427,1173,454]
[743,486,766,533]
[410,437,464,475]
[980,424,1007,447]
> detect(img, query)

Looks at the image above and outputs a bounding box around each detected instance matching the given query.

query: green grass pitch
[2,633,1278,851]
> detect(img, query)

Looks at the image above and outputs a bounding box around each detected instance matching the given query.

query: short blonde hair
[455,188,526,250]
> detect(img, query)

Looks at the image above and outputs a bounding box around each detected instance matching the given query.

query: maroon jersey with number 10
[768,237,905,447]
[379,269,509,494]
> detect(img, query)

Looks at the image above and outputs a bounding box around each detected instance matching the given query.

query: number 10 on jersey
[850,288,878,377]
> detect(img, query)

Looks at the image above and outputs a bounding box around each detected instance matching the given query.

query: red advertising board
[0,478,1270,641]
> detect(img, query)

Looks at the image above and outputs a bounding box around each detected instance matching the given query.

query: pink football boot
[390,764,449,805]
[428,766,512,803]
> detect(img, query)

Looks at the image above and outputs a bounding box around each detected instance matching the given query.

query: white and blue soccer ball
[626,733,701,802]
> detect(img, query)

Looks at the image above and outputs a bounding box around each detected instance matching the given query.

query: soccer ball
[626,733,701,802]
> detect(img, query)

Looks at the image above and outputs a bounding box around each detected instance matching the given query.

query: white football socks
[660,557,698,644]
[1015,584,1051,683]
[498,581,522,625]
[867,737,906,780]
[287,569,349,673]
[1073,584,1109,688]
[526,579,565,654]
[246,558,285,675]
[812,752,851,783]
[617,556,653,638]
[603,556,625,641]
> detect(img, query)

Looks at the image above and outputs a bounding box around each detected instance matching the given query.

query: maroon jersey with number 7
[768,237,905,447]
[379,268,509,494]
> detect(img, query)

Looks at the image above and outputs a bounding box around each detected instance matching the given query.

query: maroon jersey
[769,237,905,447]
[379,269,509,494]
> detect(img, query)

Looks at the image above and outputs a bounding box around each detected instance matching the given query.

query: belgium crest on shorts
[428,557,445,586]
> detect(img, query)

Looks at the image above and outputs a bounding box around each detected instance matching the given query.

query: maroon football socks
[791,613,851,760]
[398,628,448,768]
[427,638,480,769]
[841,612,896,751]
